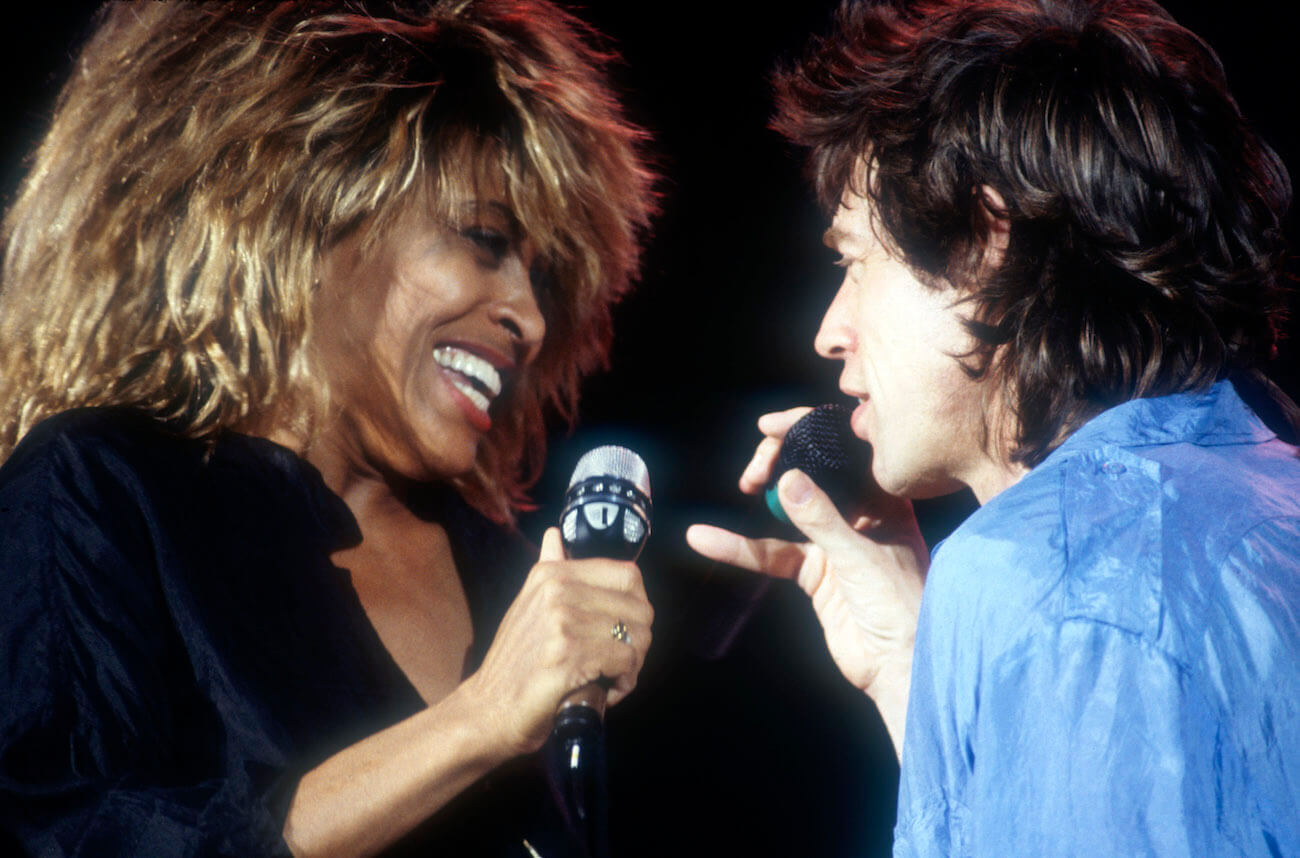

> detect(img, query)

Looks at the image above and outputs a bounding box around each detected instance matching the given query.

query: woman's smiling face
[312,194,546,483]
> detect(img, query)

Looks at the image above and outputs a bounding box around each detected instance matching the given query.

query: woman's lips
[433,344,507,432]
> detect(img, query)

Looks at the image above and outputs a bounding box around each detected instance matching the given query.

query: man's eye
[462,227,510,263]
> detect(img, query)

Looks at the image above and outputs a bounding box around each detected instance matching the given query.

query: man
[687,0,1300,853]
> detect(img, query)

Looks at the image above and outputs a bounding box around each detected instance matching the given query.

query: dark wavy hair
[774,0,1293,464]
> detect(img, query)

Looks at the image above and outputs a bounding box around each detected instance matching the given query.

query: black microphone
[546,445,651,858]
[763,402,872,528]
[693,404,871,660]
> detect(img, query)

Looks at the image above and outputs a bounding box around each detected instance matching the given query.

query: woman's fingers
[532,587,651,710]
[470,533,653,751]
[532,528,648,600]
[538,525,565,562]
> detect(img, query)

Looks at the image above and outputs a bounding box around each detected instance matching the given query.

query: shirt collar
[1049,380,1276,462]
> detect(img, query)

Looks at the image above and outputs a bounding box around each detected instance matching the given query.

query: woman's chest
[336,521,475,705]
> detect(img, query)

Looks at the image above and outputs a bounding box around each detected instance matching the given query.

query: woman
[0,1,655,855]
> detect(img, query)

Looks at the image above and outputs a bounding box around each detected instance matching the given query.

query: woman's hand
[685,407,926,757]
[456,527,654,757]
[285,528,652,856]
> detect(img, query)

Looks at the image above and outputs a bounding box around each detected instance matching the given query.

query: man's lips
[850,396,872,442]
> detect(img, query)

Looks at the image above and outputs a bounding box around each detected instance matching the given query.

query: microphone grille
[568,445,651,499]
[780,404,856,470]
[777,404,871,511]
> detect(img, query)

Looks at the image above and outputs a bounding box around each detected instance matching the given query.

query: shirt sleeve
[964,619,1212,855]
[0,426,292,857]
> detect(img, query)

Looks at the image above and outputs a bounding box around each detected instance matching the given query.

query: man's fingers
[756,406,814,437]
[738,407,816,494]
[739,435,785,494]
[776,469,868,561]
[685,523,808,579]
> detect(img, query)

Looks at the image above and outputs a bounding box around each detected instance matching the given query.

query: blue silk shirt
[895,382,1300,856]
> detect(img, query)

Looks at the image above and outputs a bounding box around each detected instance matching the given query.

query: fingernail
[782,470,813,506]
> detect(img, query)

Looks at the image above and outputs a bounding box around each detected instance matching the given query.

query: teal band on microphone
[764,484,791,525]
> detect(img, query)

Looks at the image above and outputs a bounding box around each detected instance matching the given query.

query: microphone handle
[547,688,611,858]
[546,545,622,858]
[547,464,648,858]
[558,681,608,717]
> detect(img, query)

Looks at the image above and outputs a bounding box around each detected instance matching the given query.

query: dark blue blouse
[0,408,560,856]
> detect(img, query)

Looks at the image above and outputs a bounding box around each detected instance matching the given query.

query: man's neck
[967,457,1030,505]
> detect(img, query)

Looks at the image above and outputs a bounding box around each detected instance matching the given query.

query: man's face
[815,190,1004,501]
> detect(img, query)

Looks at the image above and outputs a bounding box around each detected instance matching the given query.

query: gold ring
[610,620,630,644]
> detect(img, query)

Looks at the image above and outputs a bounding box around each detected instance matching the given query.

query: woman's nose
[491,264,546,359]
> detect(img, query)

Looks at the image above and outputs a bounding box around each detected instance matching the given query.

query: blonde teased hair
[0,0,655,522]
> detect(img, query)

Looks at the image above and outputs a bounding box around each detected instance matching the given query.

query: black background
[5,2,1297,855]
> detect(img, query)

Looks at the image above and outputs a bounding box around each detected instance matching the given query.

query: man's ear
[975,185,1011,273]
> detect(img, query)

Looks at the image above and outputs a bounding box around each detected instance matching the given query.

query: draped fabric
[895,381,1300,856]
[0,408,561,856]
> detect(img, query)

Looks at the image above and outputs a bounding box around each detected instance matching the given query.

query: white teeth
[433,346,503,408]
[450,377,490,412]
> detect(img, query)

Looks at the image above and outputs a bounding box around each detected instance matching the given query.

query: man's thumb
[778,468,854,545]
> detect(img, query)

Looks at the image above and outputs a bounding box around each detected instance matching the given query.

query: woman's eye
[529,261,554,304]
[461,227,511,264]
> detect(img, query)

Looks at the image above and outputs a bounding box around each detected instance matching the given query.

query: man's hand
[685,408,927,757]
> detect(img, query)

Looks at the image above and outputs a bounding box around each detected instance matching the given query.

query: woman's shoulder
[11,405,155,443]
[3,407,191,477]
[0,408,184,518]
[0,407,355,540]
[5,407,308,488]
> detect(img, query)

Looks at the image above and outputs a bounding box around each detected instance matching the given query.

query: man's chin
[874,463,961,502]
